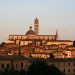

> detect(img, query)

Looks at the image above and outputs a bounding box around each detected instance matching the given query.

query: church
[8,18,73,46]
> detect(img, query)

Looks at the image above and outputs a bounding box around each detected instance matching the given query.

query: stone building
[0,56,11,71]
[0,55,75,75]
[47,58,75,75]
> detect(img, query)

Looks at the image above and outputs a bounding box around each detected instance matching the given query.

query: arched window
[73,63,75,66]
[2,64,4,68]
[16,64,18,68]
[7,63,9,68]
[63,69,65,73]
[73,69,75,72]
[68,62,70,66]
[68,69,70,72]
[21,63,23,68]
[64,62,65,66]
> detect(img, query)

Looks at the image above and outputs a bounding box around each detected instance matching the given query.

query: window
[2,64,4,68]
[73,69,75,72]
[52,63,54,66]
[16,64,17,68]
[68,62,70,66]
[21,63,23,68]
[73,63,75,66]
[26,65,27,67]
[63,69,65,73]
[7,64,9,68]
[68,69,70,72]
[58,63,60,66]
[64,63,65,66]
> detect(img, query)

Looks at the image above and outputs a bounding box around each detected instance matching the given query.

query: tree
[29,54,32,58]
[73,41,75,46]
[27,61,65,75]
[50,53,54,58]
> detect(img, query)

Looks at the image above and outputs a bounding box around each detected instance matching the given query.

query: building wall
[47,41,73,46]
[8,35,56,41]
[8,35,73,47]
[0,60,11,70]
[0,58,75,75]
[48,61,75,75]
[12,60,29,71]
[31,53,50,58]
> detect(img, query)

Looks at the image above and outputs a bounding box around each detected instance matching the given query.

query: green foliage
[0,61,65,75]
[0,69,26,75]
[50,53,54,58]
[27,61,65,75]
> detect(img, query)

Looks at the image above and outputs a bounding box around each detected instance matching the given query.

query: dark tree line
[27,61,65,75]
[0,69,27,75]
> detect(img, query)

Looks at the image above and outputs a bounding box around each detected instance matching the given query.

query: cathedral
[8,18,73,46]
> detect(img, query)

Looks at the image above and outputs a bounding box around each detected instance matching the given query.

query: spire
[35,17,38,21]
[56,29,58,40]
[18,41,21,55]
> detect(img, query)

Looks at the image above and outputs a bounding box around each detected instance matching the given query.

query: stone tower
[34,17,39,35]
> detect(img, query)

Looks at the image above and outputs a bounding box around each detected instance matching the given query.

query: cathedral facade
[8,18,73,46]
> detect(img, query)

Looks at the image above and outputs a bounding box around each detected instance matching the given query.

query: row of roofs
[0,55,75,62]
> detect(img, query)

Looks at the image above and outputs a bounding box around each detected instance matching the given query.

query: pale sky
[0,0,75,43]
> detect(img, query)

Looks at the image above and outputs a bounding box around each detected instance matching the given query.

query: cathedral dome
[26,26,35,35]
[26,30,35,35]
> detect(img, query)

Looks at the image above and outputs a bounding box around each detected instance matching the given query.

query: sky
[0,0,75,43]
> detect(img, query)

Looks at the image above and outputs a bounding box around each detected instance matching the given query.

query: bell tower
[34,17,39,35]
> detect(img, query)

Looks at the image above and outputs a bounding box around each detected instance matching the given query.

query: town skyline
[0,0,75,43]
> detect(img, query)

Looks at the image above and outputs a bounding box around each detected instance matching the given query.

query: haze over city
[0,0,75,43]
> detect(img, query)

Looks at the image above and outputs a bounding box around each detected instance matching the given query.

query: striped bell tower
[34,17,39,35]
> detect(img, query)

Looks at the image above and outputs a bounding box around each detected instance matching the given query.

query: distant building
[0,18,75,75]
[6,18,74,59]
[47,58,75,75]
[8,18,73,47]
